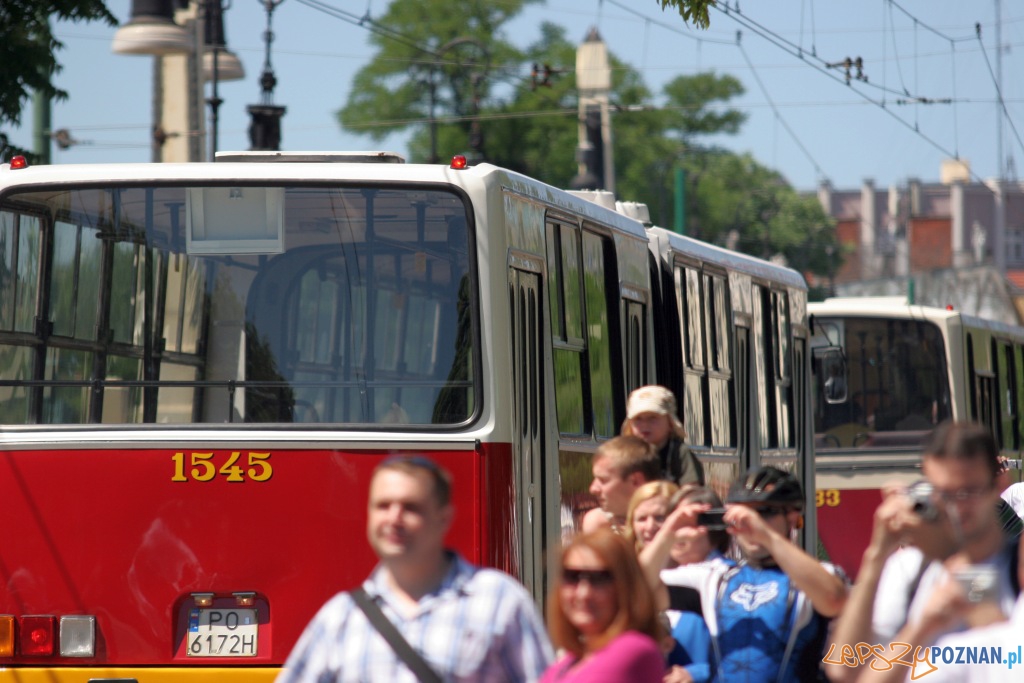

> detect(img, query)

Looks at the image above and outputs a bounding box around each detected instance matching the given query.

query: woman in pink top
[541,529,665,682]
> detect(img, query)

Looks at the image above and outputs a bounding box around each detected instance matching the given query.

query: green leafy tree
[0,0,117,160]
[682,148,838,282]
[482,22,607,185]
[338,0,538,162]
[615,71,746,227]
[338,1,839,280]
[658,0,716,29]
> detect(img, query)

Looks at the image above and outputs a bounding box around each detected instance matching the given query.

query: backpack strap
[349,588,443,683]
[905,553,930,609]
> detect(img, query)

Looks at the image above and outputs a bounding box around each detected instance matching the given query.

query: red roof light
[450,155,468,170]
[8,156,28,170]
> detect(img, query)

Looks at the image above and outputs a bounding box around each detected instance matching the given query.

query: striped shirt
[276,553,553,683]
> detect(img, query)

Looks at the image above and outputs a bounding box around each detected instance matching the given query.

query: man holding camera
[658,466,848,682]
[825,421,1020,683]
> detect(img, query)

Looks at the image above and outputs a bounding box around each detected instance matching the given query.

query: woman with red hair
[541,529,665,682]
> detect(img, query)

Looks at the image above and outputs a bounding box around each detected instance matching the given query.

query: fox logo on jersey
[729,581,780,611]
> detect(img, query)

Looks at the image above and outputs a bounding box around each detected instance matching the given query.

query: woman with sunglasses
[542,529,665,682]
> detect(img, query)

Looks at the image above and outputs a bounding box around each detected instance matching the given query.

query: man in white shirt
[826,422,1019,683]
[276,456,553,682]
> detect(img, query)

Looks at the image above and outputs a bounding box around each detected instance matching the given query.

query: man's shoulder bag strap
[349,588,444,683]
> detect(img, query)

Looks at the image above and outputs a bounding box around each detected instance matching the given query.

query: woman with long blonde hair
[625,480,679,552]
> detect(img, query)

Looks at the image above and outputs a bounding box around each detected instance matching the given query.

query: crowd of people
[274,386,1024,683]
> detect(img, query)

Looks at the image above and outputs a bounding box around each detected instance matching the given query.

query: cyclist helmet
[727,466,804,508]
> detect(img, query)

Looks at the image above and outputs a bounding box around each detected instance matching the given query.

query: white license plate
[187,608,258,657]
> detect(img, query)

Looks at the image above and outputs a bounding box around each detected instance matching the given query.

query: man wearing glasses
[659,466,849,682]
[826,421,1021,683]
[276,455,553,683]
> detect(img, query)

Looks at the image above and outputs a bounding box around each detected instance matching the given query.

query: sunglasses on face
[562,568,615,587]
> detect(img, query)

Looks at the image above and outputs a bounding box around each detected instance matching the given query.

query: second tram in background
[810,296,1024,576]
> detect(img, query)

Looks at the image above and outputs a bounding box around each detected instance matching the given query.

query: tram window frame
[703,270,735,448]
[1017,344,1024,449]
[623,299,646,396]
[772,289,794,449]
[581,227,617,438]
[752,285,776,448]
[546,220,587,436]
[674,261,707,446]
[996,339,1019,450]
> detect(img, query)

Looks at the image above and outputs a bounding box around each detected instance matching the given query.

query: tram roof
[646,225,807,291]
[809,296,1024,337]
[0,155,652,243]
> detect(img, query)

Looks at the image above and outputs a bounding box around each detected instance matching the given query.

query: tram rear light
[20,616,55,656]
[8,156,28,170]
[59,616,96,657]
[0,616,14,657]
[450,155,468,170]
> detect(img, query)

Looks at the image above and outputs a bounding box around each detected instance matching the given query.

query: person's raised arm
[725,506,847,618]
[637,501,708,592]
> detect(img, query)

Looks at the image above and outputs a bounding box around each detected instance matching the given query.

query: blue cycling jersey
[713,563,831,683]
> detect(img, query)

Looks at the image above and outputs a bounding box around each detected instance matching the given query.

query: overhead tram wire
[710,3,994,186]
[289,0,547,122]
[976,27,1024,165]
[735,33,830,184]
[886,0,972,43]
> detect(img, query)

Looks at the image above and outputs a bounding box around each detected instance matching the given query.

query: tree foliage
[658,0,716,30]
[339,0,838,279]
[0,0,117,159]
[338,0,538,161]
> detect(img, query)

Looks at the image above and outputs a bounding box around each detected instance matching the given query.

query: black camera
[905,480,939,522]
[697,508,728,530]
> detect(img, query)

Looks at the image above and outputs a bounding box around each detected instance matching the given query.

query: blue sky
[7,0,1023,192]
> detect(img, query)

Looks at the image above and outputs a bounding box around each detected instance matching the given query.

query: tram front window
[0,184,476,427]
[813,316,950,449]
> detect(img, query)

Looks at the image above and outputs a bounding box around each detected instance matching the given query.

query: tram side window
[704,273,735,448]
[547,221,585,435]
[1017,345,1024,449]
[752,285,777,449]
[545,223,619,438]
[674,264,706,446]
[582,230,615,438]
[996,340,1018,450]
[623,300,646,396]
[772,290,793,448]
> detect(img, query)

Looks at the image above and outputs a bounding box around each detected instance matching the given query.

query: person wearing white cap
[622,385,704,487]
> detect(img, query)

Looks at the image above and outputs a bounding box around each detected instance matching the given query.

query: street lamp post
[202,0,245,159]
[114,0,243,162]
[247,0,287,151]
[111,0,193,162]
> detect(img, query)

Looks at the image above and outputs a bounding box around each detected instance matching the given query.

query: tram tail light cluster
[0,615,95,658]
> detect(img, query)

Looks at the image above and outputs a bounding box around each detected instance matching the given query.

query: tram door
[509,265,546,603]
